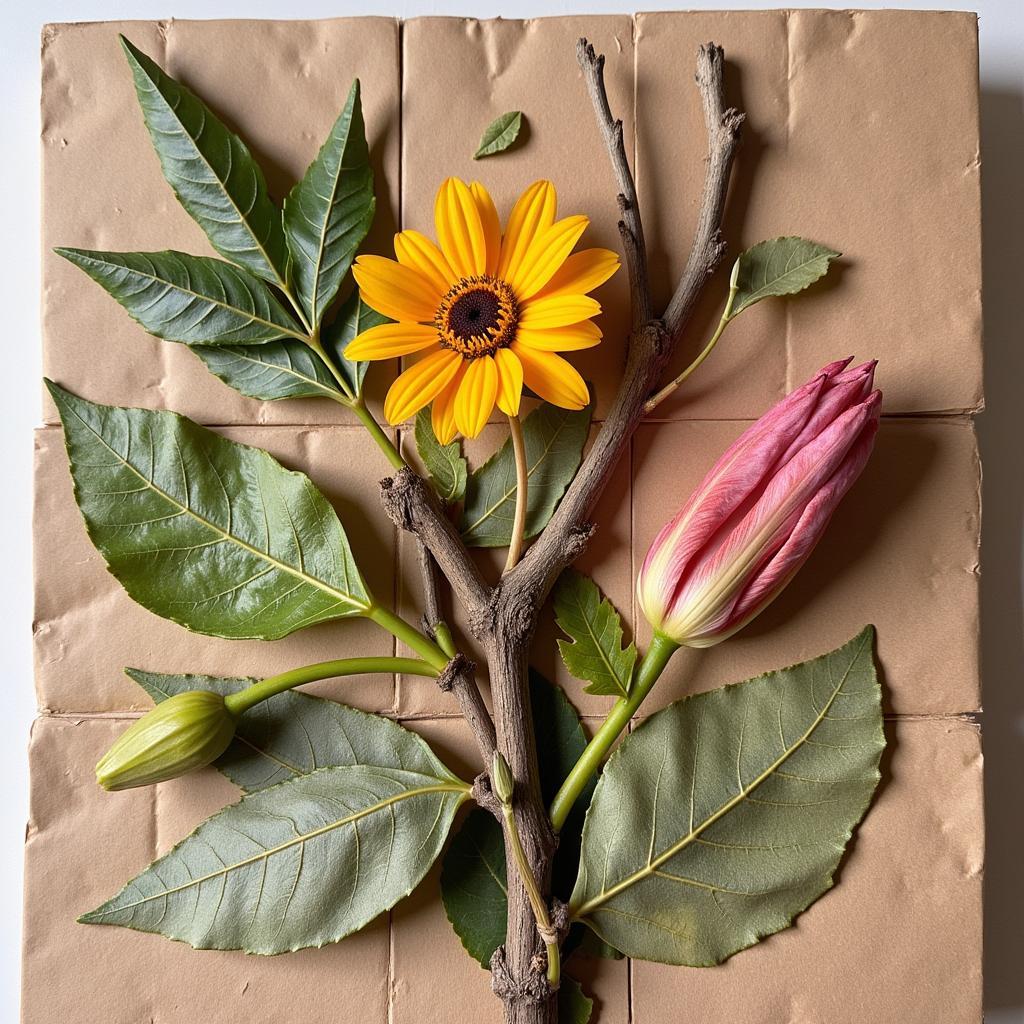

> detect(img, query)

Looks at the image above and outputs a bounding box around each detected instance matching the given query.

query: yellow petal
[470,182,502,276]
[511,215,590,299]
[344,324,441,361]
[534,248,620,300]
[512,343,590,410]
[518,294,602,329]
[434,177,487,279]
[497,180,557,285]
[353,255,441,323]
[431,365,465,445]
[516,320,602,352]
[493,347,524,416]
[383,347,463,424]
[394,230,456,296]
[454,356,499,438]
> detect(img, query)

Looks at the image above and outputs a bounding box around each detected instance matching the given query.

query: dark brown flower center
[436,276,518,358]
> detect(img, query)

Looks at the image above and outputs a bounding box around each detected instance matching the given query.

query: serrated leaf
[192,340,344,402]
[559,977,593,1024]
[284,80,375,327]
[320,290,390,398]
[474,111,523,159]
[730,237,840,317]
[554,570,636,699]
[441,672,614,967]
[570,627,884,966]
[47,381,370,640]
[120,36,289,290]
[415,409,467,503]
[55,249,305,346]
[460,400,592,547]
[128,669,426,793]
[81,761,469,953]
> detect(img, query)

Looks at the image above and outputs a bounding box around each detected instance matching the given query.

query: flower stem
[501,801,561,987]
[504,414,529,574]
[366,605,451,672]
[224,657,437,716]
[548,632,679,831]
[349,396,406,471]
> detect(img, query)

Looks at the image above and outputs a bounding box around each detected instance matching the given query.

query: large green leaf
[460,400,592,547]
[321,290,389,398]
[55,249,304,346]
[193,340,343,402]
[284,80,375,327]
[554,570,636,699]
[570,627,884,966]
[47,382,370,640]
[730,237,840,317]
[128,669,420,793]
[440,672,606,967]
[415,409,467,504]
[120,36,289,291]
[80,760,469,953]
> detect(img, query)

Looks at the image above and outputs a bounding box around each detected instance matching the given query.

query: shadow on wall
[977,87,1024,1021]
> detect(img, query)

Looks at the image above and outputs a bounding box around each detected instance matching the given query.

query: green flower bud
[96,691,237,791]
[491,751,515,806]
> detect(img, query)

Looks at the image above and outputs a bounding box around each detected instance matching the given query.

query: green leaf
[55,249,304,346]
[47,381,371,640]
[730,237,840,317]
[321,290,390,398]
[554,570,637,699]
[283,80,375,327]
[120,36,289,291]
[415,409,467,504]
[127,669,426,793]
[441,672,612,967]
[460,400,592,547]
[192,340,344,402]
[474,111,523,159]
[559,977,593,1024]
[570,627,885,966]
[81,761,469,953]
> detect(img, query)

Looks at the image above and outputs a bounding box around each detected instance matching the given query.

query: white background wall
[1,2,1020,1022]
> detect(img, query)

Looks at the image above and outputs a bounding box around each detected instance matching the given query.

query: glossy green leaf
[120,36,289,291]
[81,760,469,953]
[192,340,343,402]
[283,80,375,327]
[730,237,840,317]
[474,111,523,159]
[47,381,370,640]
[321,290,389,398]
[554,570,636,699]
[570,627,884,966]
[128,669,424,793]
[55,249,304,346]
[559,977,593,1024]
[460,400,592,547]
[415,409,467,504]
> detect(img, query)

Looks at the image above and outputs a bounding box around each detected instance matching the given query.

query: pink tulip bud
[638,358,881,648]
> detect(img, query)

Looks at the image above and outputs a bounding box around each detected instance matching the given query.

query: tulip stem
[224,656,439,716]
[504,414,529,574]
[644,271,739,414]
[549,632,679,831]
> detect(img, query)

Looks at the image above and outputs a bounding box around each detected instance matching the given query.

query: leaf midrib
[570,631,869,919]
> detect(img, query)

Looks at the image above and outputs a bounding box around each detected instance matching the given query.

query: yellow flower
[347,178,619,443]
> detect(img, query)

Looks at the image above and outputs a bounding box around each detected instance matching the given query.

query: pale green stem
[501,802,561,987]
[432,621,458,659]
[503,414,529,574]
[366,605,450,672]
[224,657,438,716]
[549,632,680,832]
[349,397,406,471]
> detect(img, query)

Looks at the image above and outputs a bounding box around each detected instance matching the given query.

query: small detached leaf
[460,400,593,548]
[569,627,885,967]
[415,409,468,504]
[730,237,841,318]
[474,111,523,159]
[321,290,391,399]
[555,570,637,699]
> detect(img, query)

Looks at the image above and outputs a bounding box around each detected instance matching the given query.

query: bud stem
[365,605,452,672]
[549,632,680,831]
[223,656,439,716]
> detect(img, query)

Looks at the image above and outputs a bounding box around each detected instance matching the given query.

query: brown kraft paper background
[29,11,982,1024]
